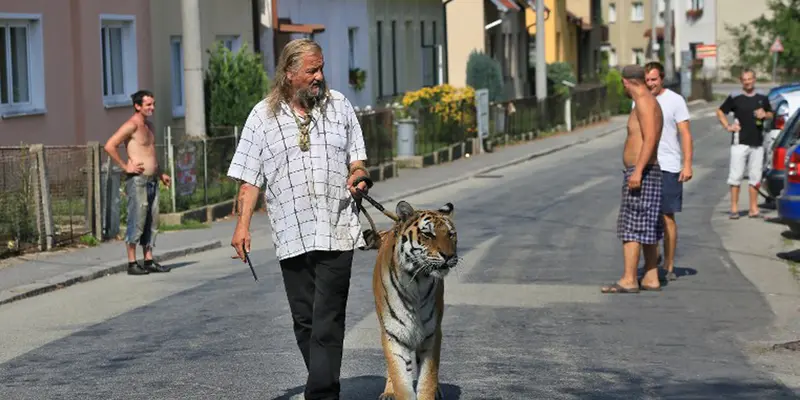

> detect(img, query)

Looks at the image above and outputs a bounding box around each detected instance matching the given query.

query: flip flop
[601,283,640,294]
[665,271,677,281]
[748,213,762,219]
[640,284,662,291]
[729,212,740,220]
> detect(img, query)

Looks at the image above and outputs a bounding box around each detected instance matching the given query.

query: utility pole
[181,0,207,138]
[664,0,674,81]
[650,0,658,60]
[535,0,546,101]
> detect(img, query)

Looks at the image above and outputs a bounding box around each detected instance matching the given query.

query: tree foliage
[466,50,504,102]
[204,41,271,134]
[725,0,800,79]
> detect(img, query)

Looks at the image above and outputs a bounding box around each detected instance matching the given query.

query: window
[631,2,644,21]
[632,48,645,65]
[100,15,137,107]
[689,0,704,10]
[170,36,184,117]
[216,35,241,53]
[608,3,616,23]
[0,14,45,117]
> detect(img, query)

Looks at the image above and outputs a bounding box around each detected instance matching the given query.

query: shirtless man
[602,65,664,294]
[104,90,172,275]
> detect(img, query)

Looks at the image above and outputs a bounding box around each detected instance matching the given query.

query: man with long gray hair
[226,38,369,400]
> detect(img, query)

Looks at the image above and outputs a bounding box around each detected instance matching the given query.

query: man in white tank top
[640,62,694,282]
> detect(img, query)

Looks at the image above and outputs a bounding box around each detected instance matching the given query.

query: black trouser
[279,250,354,400]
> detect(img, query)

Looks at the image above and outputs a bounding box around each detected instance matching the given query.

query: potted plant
[349,68,366,92]
[686,8,703,19]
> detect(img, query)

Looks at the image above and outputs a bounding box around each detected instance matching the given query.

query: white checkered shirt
[226,89,368,261]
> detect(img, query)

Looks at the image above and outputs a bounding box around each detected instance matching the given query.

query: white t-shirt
[632,89,690,173]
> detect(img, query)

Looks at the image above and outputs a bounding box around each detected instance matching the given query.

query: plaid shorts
[617,165,664,244]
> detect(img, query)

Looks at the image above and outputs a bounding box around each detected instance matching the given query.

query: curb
[0,240,223,307]
[374,121,628,205]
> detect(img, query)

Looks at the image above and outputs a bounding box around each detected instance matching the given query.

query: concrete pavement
[1,107,799,398]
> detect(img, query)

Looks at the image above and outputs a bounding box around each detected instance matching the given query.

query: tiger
[371,200,459,400]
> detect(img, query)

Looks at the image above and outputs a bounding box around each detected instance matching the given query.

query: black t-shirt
[719,91,772,146]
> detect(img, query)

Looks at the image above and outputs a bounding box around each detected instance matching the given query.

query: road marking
[343,236,608,350]
[448,235,500,281]
[564,176,613,196]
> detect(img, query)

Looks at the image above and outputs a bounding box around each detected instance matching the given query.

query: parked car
[764,83,800,159]
[777,139,800,235]
[761,92,800,200]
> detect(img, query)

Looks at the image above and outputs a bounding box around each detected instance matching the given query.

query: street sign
[475,88,490,155]
[696,44,716,59]
[771,38,784,53]
[475,88,490,139]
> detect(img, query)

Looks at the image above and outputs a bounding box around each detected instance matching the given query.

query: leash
[351,175,399,250]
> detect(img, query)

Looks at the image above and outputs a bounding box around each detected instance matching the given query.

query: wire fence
[357,108,395,167]
[0,147,40,258]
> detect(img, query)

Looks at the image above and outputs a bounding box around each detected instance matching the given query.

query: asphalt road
[1,112,798,400]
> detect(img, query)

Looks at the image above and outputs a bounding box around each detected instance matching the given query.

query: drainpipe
[251,0,261,54]
[442,0,453,84]
[181,0,207,138]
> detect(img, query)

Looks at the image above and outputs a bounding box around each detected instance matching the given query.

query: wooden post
[30,145,54,250]
[88,142,102,238]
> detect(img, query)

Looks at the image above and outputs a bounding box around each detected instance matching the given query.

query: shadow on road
[272,375,462,399]
[162,261,197,270]
[560,367,797,399]
[776,249,800,262]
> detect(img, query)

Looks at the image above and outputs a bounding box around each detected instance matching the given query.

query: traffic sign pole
[770,37,784,82]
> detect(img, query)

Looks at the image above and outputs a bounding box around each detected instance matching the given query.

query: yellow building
[525,0,586,78]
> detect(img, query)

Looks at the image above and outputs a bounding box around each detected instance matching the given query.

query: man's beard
[295,80,327,110]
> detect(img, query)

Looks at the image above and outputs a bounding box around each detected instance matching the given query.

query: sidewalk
[0,103,712,306]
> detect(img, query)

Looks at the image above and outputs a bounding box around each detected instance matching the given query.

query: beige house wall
[603,0,652,67]
[444,0,486,88]
[149,0,254,141]
[0,0,153,146]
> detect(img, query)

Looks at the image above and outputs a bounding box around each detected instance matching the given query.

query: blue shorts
[661,171,683,215]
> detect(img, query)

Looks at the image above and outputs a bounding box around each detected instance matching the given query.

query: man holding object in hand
[602,65,664,294]
[226,39,368,400]
[716,68,773,219]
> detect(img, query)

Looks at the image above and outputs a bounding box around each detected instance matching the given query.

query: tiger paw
[378,393,396,400]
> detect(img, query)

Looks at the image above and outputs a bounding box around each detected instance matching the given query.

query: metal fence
[0,143,103,259]
[356,108,395,167]
[415,100,477,156]
[157,126,240,215]
[0,148,39,258]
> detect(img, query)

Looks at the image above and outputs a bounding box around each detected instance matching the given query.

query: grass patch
[159,218,210,232]
[79,234,99,247]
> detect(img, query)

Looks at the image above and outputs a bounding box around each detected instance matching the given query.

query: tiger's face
[394,201,458,280]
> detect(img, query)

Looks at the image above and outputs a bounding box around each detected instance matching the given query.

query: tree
[204,41,271,134]
[725,0,800,79]
[466,50,504,102]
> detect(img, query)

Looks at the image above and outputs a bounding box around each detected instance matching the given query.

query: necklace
[291,109,312,152]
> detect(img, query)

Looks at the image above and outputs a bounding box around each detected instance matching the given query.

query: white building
[672,0,716,78]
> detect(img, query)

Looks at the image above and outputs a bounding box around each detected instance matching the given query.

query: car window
[777,108,800,148]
